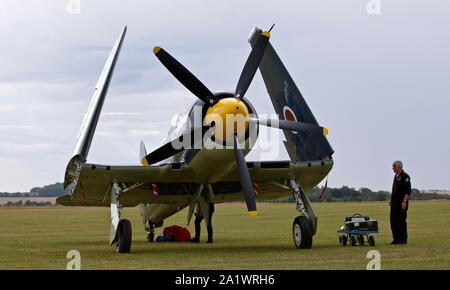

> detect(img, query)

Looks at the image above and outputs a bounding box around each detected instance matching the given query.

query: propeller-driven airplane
[57,26,334,253]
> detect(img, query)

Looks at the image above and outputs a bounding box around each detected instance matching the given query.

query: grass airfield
[0,200,449,270]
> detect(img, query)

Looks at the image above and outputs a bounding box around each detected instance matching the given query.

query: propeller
[235,31,270,99]
[141,124,212,166]
[153,46,217,105]
[251,118,329,136]
[153,31,270,106]
[146,28,329,216]
[233,136,257,216]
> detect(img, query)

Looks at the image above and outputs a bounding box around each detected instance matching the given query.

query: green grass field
[0,200,449,269]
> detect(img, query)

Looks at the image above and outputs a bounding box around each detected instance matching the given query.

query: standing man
[190,201,215,243]
[390,160,411,245]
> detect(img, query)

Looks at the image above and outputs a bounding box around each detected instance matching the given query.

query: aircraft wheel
[350,236,357,246]
[368,236,376,246]
[147,232,154,243]
[292,216,313,249]
[116,219,132,253]
[358,235,365,246]
[342,235,348,246]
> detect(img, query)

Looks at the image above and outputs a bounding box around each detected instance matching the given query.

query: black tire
[358,235,365,246]
[292,216,313,249]
[147,233,154,243]
[116,219,132,253]
[342,235,348,246]
[350,236,357,246]
[368,236,375,246]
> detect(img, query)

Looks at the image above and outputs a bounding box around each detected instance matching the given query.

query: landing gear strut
[110,182,132,253]
[290,180,317,249]
[147,223,155,242]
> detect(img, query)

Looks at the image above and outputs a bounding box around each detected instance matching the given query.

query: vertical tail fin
[248,27,333,162]
[140,141,148,166]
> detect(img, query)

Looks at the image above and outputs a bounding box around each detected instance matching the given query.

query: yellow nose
[204,98,250,143]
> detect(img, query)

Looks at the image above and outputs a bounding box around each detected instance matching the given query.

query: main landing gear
[290,180,317,249]
[110,183,132,253]
[116,219,132,253]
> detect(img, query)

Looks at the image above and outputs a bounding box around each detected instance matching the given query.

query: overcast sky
[0,0,449,192]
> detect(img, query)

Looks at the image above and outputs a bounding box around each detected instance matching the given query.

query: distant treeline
[1,182,449,202]
[30,183,64,197]
[2,201,53,207]
[277,186,450,203]
[0,183,64,197]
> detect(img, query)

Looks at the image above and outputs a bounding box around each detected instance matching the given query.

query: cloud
[0,142,55,154]
[97,129,160,138]
[102,112,146,116]
[0,0,449,192]
[128,129,160,137]
[0,125,46,137]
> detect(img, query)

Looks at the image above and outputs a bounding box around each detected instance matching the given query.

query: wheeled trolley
[337,214,378,247]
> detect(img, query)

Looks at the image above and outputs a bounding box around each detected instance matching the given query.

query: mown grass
[0,200,449,269]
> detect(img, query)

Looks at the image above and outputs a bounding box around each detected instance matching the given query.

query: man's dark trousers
[390,203,408,243]
[194,203,214,241]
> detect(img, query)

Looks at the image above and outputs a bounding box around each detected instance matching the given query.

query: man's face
[392,163,402,174]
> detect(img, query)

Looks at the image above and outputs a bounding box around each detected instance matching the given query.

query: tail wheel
[116,219,132,253]
[368,236,376,246]
[292,216,313,249]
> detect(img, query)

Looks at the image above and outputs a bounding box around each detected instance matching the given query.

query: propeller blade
[233,136,257,216]
[234,31,270,99]
[251,118,329,136]
[142,125,211,166]
[153,46,217,105]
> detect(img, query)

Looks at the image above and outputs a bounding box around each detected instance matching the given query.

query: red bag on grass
[163,225,191,242]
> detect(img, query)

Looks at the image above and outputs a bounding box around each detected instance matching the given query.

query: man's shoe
[398,240,407,245]
[390,240,399,245]
[206,240,213,243]
[190,238,200,243]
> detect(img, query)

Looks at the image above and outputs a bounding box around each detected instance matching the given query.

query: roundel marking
[283,106,299,134]
[283,106,297,122]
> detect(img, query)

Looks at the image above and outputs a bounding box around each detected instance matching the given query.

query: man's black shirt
[391,170,411,206]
